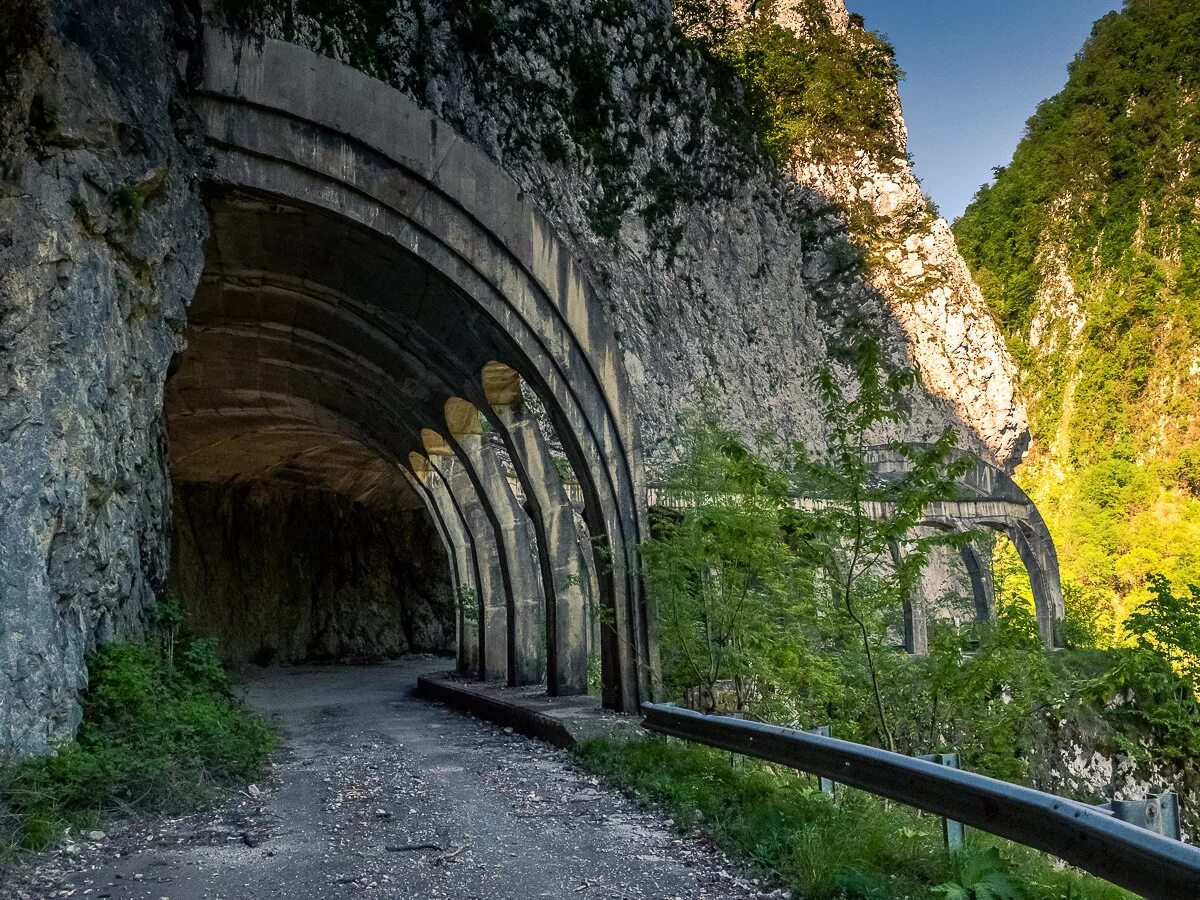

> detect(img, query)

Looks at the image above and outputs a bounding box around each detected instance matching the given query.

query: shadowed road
[5,658,780,899]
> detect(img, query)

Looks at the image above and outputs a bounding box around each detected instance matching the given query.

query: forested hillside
[955,0,1200,640]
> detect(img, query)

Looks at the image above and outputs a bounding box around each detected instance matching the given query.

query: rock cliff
[0,0,206,754]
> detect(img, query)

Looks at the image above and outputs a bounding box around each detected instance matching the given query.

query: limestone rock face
[0,1,206,754]
[171,483,454,666]
[787,1,1028,469]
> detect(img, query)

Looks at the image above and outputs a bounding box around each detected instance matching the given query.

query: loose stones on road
[3,661,786,899]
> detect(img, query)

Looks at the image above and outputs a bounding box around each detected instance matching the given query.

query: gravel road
[4,658,782,899]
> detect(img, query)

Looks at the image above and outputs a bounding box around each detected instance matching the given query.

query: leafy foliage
[955,0,1200,632]
[674,0,903,164]
[651,331,967,748]
[574,738,1131,899]
[0,640,275,852]
[647,410,816,717]
[1083,575,1200,758]
[650,391,1200,779]
[933,848,1023,900]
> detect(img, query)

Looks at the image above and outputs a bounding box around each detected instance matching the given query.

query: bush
[574,738,1131,899]
[676,0,904,165]
[0,640,275,851]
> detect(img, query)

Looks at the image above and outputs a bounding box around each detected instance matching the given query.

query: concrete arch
[865,446,1063,648]
[482,362,594,696]
[184,30,653,708]
[443,397,546,687]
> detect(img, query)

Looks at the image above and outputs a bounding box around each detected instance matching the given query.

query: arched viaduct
[170,31,1061,715]
[863,447,1064,651]
[643,447,1065,651]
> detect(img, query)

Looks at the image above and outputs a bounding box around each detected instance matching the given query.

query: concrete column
[445,400,547,687]
[424,431,509,681]
[961,540,996,625]
[1009,524,1065,648]
[890,540,929,656]
[485,368,591,695]
[404,458,482,678]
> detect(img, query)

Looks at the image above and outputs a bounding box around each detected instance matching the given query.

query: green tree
[647,410,817,716]
[796,342,971,750]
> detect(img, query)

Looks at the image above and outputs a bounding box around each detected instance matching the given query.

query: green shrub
[676,0,904,165]
[0,640,275,851]
[574,738,1131,899]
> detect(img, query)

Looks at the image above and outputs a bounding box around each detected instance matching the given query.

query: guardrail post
[809,726,835,794]
[1097,793,1182,841]
[728,711,747,771]
[919,752,965,850]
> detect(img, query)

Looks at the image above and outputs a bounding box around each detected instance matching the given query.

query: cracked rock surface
[3,658,784,899]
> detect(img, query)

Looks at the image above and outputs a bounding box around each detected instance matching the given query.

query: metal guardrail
[641,703,1200,900]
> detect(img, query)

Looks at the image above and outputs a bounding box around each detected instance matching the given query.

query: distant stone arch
[865,446,1063,649]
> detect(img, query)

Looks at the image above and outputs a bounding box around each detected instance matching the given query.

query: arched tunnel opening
[161,186,621,694]
[164,190,462,667]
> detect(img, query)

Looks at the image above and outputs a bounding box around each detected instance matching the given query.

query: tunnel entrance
[164,192,457,666]
[176,31,656,711]
[167,471,454,667]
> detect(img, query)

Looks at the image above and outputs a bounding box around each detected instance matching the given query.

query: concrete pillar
[445,399,546,687]
[960,540,996,625]
[405,457,482,678]
[483,364,591,695]
[890,540,929,656]
[1009,524,1065,649]
[424,430,509,681]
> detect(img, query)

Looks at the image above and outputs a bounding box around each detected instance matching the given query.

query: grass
[573,737,1133,900]
[0,639,276,856]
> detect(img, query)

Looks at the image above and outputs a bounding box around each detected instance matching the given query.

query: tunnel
[157,29,658,711]
[164,192,459,664]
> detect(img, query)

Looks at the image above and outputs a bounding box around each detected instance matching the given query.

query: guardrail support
[919,753,964,850]
[1097,792,1182,842]
[810,726,835,794]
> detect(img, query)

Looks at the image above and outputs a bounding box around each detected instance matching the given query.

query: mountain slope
[955,0,1200,635]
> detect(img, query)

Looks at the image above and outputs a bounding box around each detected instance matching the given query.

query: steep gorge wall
[0,0,1026,753]
[172,483,454,665]
[0,0,206,754]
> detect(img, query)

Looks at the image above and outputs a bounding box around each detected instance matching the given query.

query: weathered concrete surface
[171,482,454,665]
[486,362,593,696]
[416,670,640,748]
[3,660,782,899]
[0,0,206,755]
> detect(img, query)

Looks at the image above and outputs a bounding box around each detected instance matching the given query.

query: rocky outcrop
[785,3,1027,469]
[171,482,454,665]
[0,1,206,755]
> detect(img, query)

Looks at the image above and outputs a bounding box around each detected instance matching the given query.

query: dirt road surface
[4,658,782,899]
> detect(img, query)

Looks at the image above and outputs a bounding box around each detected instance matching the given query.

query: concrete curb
[416,672,642,749]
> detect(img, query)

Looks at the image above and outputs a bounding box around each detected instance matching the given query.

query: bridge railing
[641,703,1200,900]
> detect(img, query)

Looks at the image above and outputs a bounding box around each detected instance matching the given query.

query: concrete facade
[170,30,654,711]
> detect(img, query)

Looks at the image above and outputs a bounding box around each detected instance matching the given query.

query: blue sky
[846,0,1123,220]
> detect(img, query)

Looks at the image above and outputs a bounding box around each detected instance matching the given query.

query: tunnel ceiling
[166,188,527,512]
